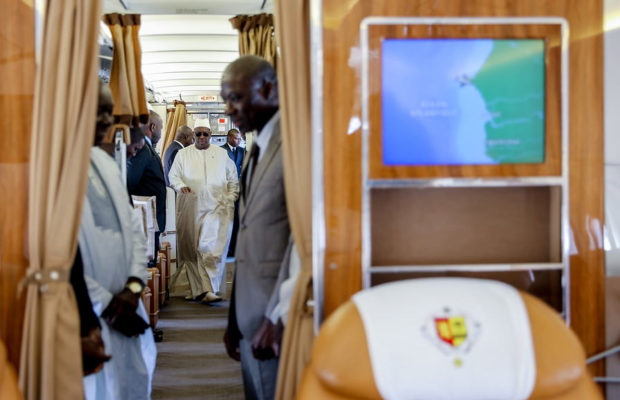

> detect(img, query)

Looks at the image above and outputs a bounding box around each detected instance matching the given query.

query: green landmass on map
[471,40,545,163]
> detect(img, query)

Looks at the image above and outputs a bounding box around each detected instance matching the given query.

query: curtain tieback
[303,278,314,315]
[19,268,70,294]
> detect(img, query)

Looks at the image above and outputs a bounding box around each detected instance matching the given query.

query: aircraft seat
[0,339,22,400]
[297,278,601,400]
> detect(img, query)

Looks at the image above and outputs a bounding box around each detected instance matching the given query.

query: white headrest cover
[352,278,536,400]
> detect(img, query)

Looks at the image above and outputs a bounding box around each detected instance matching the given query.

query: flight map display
[381,38,546,166]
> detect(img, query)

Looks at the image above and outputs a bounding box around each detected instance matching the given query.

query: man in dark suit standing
[127,110,167,262]
[221,128,244,177]
[221,128,244,257]
[222,55,290,400]
[163,125,194,186]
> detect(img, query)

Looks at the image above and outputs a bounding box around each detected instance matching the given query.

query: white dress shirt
[254,110,280,162]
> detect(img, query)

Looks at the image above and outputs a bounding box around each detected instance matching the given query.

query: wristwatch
[126,281,143,295]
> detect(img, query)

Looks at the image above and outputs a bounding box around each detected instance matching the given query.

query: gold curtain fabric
[273,1,314,399]
[229,13,277,69]
[161,101,187,157]
[18,0,102,399]
[164,108,174,145]
[104,13,148,127]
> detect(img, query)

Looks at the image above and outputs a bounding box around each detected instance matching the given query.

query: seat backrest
[0,340,23,400]
[298,278,601,400]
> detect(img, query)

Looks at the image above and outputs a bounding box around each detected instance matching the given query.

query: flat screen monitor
[381,38,546,166]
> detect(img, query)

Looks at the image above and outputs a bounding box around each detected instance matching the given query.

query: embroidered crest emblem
[434,316,467,348]
[422,307,481,367]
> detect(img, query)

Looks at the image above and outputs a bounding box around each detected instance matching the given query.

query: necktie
[244,145,260,199]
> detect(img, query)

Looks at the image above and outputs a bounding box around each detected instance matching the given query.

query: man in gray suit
[221,55,290,400]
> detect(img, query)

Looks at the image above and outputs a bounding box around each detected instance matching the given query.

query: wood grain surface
[322,0,605,377]
[366,23,562,179]
[0,0,34,368]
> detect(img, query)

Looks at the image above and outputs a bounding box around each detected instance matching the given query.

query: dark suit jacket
[127,141,166,232]
[163,140,183,186]
[229,116,290,340]
[221,143,244,177]
[71,246,100,337]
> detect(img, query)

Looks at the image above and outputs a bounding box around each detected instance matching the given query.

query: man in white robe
[168,118,239,303]
[79,81,156,400]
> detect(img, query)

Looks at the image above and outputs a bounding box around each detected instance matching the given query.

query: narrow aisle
[151,295,244,399]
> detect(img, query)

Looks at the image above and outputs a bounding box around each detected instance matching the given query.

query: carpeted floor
[151,295,244,399]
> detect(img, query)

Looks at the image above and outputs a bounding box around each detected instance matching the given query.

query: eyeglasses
[195,132,210,137]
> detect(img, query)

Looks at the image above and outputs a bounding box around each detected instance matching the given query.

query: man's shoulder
[174,145,193,159]
[129,144,150,164]
[165,141,179,151]
[164,142,181,156]
[134,144,163,173]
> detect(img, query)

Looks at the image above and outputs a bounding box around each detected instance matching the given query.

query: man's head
[227,128,241,148]
[220,55,278,134]
[127,127,145,158]
[95,80,115,146]
[175,125,194,147]
[141,110,163,145]
[193,119,212,150]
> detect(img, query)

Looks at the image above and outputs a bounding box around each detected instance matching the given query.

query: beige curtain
[18,0,102,399]
[229,13,277,69]
[273,1,314,399]
[104,13,148,126]
[164,108,174,144]
[160,101,187,157]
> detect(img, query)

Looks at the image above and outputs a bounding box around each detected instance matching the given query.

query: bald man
[163,125,194,186]
[221,55,291,400]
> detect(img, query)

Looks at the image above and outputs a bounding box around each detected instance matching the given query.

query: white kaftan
[79,147,156,400]
[168,144,239,296]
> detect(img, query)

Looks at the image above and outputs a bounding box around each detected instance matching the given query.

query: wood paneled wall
[322,0,605,375]
[0,0,34,367]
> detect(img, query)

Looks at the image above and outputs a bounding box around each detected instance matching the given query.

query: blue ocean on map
[381,38,545,166]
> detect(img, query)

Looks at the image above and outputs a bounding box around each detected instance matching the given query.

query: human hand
[180,187,193,194]
[81,327,111,376]
[273,318,284,356]
[103,288,139,316]
[102,288,148,337]
[223,328,241,361]
[251,318,283,360]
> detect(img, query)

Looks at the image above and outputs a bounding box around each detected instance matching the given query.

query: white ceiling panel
[157,85,222,92]
[142,62,229,74]
[140,15,237,36]
[146,71,225,81]
[101,5,249,103]
[152,79,222,88]
[118,0,273,15]
[142,51,238,64]
[137,14,240,102]
[141,35,238,52]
